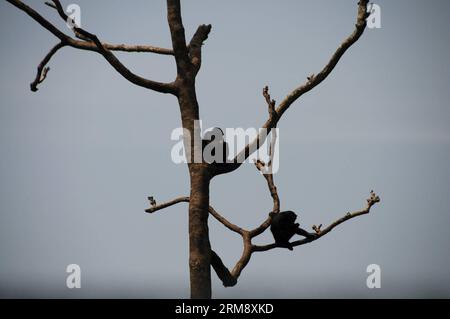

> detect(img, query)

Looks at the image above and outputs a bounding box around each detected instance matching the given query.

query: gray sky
[1,0,450,298]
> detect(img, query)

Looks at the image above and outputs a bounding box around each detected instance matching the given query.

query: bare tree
[6,0,380,299]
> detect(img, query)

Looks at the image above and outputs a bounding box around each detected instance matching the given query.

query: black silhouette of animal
[270,211,316,250]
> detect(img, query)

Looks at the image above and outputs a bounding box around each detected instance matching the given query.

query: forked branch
[167,0,212,77]
[6,0,177,93]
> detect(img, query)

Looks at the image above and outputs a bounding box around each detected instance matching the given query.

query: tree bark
[177,84,213,299]
[188,166,212,299]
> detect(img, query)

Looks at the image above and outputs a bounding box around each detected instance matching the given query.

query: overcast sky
[1,0,450,298]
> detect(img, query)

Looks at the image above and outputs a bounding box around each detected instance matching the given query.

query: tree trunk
[188,166,212,299]
[177,84,213,298]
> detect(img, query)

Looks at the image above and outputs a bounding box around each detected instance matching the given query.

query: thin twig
[30,42,66,91]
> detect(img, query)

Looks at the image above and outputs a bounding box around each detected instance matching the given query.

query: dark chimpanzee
[202,127,229,164]
[270,211,317,250]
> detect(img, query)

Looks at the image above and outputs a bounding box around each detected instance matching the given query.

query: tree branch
[30,41,66,92]
[6,0,69,41]
[208,205,245,235]
[209,235,253,287]
[189,24,212,74]
[71,41,174,55]
[275,0,370,119]
[145,196,189,214]
[227,0,370,173]
[145,196,244,235]
[42,0,174,55]
[70,33,175,94]
[166,0,190,75]
[250,159,280,238]
[210,250,237,287]
[230,235,253,281]
[263,86,278,122]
